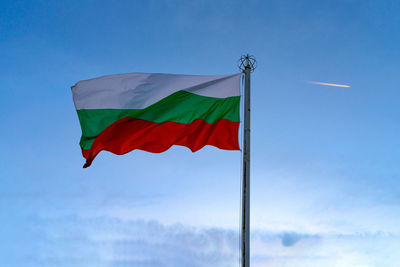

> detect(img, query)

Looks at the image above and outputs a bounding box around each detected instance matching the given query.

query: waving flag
[71,73,241,167]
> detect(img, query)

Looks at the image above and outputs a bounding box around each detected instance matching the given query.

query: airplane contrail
[308,81,351,88]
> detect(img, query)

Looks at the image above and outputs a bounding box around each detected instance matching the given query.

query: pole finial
[238,54,257,73]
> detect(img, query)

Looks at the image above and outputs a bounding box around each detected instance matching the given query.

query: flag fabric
[71,72,241,168]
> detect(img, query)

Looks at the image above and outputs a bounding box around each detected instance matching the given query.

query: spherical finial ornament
[238,54,257,72]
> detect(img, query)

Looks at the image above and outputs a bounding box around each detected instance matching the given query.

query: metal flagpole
[238,54,256,267]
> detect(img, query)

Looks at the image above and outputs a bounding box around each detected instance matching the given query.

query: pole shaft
[241,65,251,267]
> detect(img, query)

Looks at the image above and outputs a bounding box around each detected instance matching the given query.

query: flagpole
[239,54,256,267]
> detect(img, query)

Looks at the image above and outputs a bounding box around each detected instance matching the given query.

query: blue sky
[1,0,399,266]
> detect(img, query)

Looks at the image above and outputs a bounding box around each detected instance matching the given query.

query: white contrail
[308,81,351,88]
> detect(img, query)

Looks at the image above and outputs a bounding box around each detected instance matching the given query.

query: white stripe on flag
[72,73,241,110]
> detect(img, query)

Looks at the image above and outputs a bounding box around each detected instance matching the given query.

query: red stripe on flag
[82,118,240,168]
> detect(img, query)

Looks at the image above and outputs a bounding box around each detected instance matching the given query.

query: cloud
[281,232,303,247]
[107,222,238,267]
[17,215,398,267]
[31,217,239,267]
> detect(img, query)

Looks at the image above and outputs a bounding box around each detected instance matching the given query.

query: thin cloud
[308,81,351,88]
[281,232,304,247]
[28,215,400,267]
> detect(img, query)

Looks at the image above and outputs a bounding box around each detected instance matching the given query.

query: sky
[1,0,399,266]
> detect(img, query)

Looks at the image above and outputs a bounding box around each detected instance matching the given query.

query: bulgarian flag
[71,73,242,168]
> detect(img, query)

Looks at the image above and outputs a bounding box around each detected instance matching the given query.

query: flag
[71,72,241,168]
